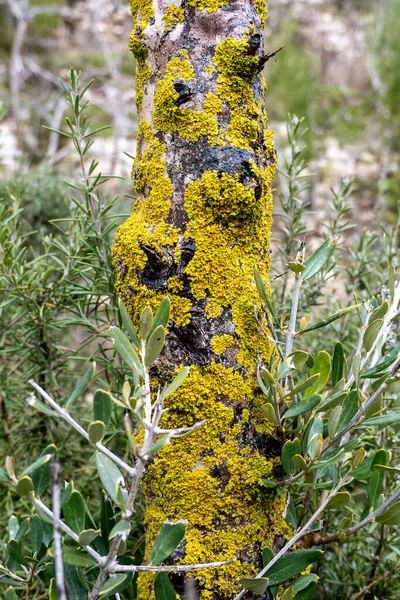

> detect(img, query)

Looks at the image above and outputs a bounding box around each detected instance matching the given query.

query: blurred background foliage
[0,0,399,598]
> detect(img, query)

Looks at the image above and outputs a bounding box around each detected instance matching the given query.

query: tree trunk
[113,0,287,597]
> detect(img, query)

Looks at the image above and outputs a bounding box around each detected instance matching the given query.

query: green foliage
[1,69,399,600]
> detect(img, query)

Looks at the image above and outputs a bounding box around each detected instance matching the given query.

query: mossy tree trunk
[114,0,287,597]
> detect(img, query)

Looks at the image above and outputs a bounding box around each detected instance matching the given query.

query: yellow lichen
[153,52,224,146]
[182,165,274,367]
[163,5,185,32]
[137,363,289,598]
[113,121,180,313]
[187,0,229,11]
[203,92,223,116]
[253,0,268,28]
[211,334,235,355]
[167,275,184,293]
[205,64,217,75]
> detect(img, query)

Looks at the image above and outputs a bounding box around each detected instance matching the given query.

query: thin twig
[50,462,68,600]
[29,380,136,476]
[351,569,397,600]
[33,498,102,563]
[302,485,400,547]
[113,559,234,573]
[232,479,347,600]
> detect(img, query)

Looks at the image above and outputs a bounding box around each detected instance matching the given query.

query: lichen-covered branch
[114,0,286,596]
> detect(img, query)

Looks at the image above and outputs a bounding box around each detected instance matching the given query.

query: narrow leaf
[109,327,142,374]
[154,572,176,600]
[332,342,345,386]
[265,549,323,586]
[150,520,187,565]
[64,491,86,534]
[118,298,140,348]
[302,238,337,280]
[93,390,112,428]
[144,325,165,367]
[284,394,321,419]
[95,453,125,505]
[65,363,96,408]
[240,577,269,594]
[299,304,361,334]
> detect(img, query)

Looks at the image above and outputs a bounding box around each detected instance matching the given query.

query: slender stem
[33,498,102,563]
[232,479,347,600]
[51,462,68,600]
[351,569,396,600]
[29,379,136,477]
[114,560,234,573]
[89,535,123,600]
[285,274,302,358]
[302,485,400,547]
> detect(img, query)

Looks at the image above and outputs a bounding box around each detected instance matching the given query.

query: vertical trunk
[114,0,287,597]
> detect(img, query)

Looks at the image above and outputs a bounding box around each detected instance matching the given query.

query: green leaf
[145,433,172,457]
[16,476,34,496]
[364,319,384,352]
[160,367,190,401]
[31,515,43,554]
[65,565,89,600]
[21,454,53,477]
[48,546,96,568]
[254,266,278,326]
[337,390,359,433]
[289,375,321,398]
[317,390,348,413]
[363,413,400,427]
[65,362,96,408]
[299,304,361,335]
[294,582,318,599]
[332,342,345,387]
[288,261,306,274]
[100,492,116,542]
[265,549,323,586]
[292,454,308,472]
[302,238,337,280]
[118,298,140,347]
[150,520,187,565]
[27,394,56,416]
[151,297,171,334]
[154,572,176,600]
[304,352,331,397]
[288,351,309,369]
[32,444,56,496]
[327,491,351,510]
[64,491,86,534]
[375,501,400,526]
[95,453,125,505]
[240,577,269,594]
[292,574,319,593]
[78,529,99,546]
[328,406,342,439]
[49,579,58,600]
[144,325,165,367]
[140,306,153,340]
[99,574,128,597]
[88,420,106,444]
[93,390,112,427]
[370,301,389,323]
[5,588,18,600]
[361,344,400,378]
[109,326,142,374]
[282,439,301,475]
[368,449,390,509]
[305,417,323,458]
[109,519,131,540]
[260,403,278,425]
[284,394,321,419]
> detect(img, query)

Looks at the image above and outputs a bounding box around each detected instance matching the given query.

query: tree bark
[113,0,287,597]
